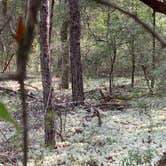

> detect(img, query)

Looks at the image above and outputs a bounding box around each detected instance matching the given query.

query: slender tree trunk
[131,53,135,88]
[68,0,84,103]
[109,40,117,94]
[131,36,135,88]
[141,64,153,93]
[24,0,28,21]
[61,4,69,89]
[151,9,156,90]
[2,0,7,16]
[40,0,55,146]
[49,0,55,43]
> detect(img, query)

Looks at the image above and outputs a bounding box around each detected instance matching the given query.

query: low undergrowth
[0,77,165,166]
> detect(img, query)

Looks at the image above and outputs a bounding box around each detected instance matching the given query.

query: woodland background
[0,0,166,165]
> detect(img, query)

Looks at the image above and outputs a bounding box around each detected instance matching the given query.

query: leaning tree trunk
[68,0,84,103]
[40,0,55,146]
[61,6,69,89]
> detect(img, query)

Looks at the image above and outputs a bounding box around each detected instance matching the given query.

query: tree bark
[131,36,135,88]
[2,0,7,16]
[109,41,117,94]
[49,0,55,43]
[40,0,55,146]
[68,0,84,103]
[131,52,135,88]
[61,4,69,89]
[151,9,156,89]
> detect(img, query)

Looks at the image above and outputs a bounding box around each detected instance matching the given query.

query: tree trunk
[151,9,156,90]
[141,65,153,93]
[40,0,55,146]
[131,36,135,88]
[61,6,69,89]
[131,52,135,88]
[68,0,84,103]
[49,0,55,43]
[2,0,7,16]
[109,40,117,94]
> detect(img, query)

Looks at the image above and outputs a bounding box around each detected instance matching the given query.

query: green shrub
[121,149,155,166]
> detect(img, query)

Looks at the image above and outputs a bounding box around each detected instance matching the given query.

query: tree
[151,9,156,90]
[2,0,7,16]
[68,0,84,103]
[127,34,136,88]
[61,2,69,89]
[40,0,55,146]
[84,7,124,93]
[105,11,123,93]
[93,0,166,48]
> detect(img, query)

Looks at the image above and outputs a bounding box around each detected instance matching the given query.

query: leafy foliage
[0,101,18,131]
[121,149,155,166]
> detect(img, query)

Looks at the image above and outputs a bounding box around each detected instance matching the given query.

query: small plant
[106,137,117,145]
[121,150,143,166]
[143,149,154,163]
[137,99,149,116]
[0,102,19,131]
[121,149,155,166]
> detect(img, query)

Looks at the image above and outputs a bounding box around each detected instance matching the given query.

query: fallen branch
[0,86,42,102]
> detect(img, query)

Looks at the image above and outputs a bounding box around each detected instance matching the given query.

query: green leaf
[0,102,18,131]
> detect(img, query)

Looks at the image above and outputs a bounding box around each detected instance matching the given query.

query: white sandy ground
[25,99,166,166]
[5,97,163,166]
[0,78,166,166]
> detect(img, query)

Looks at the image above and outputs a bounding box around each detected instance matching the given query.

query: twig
[1,54,15,73]
[0,129,9,143]
[0,85,42,101]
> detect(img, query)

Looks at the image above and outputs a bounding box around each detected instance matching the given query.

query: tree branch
[93,0,166,48]
[140,0,166,15]
[1,54,15,73]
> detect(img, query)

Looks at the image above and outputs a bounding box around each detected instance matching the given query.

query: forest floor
[0,77,166,166]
